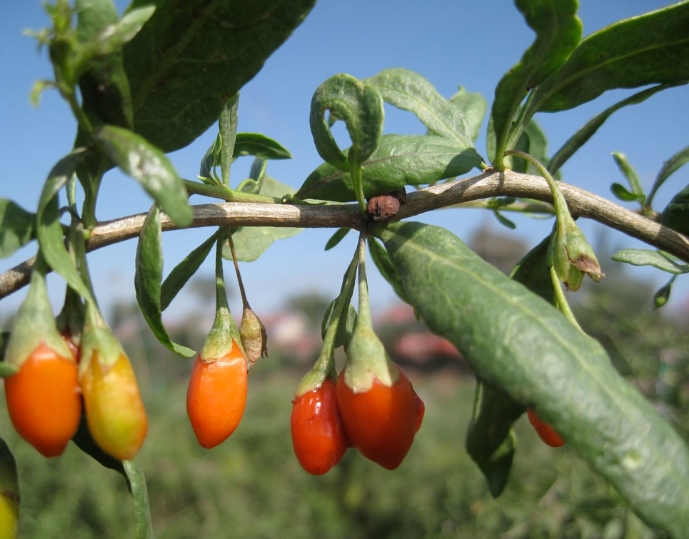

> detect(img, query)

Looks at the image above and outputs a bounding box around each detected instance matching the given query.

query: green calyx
[80,302,125,373]
[504,149,603,291]
[4,254,73,370]
[548,215,603,291]
[344,323,398,393]
[294,359,332,398]
[343,232,398,393]
[201,234,242,362]
[201,305,241,362]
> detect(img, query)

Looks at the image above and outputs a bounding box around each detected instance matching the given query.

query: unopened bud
[549,216,604,291]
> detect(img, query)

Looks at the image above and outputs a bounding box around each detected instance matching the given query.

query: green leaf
[161,230,221,311]
[75,0,140,227]
[660,185,689,236]
[548,84,674,175]
[309,73,384,171]
[296,134,482,202]
[529,3,689,113]
[123,459,155,539]
[76,0,135,129]
[465,234,554,497]
[375,221,689,536]
[493,210,516,230]
[490,0,581,168]
[324,228,350,251]
[123,0,316,153]
[0,199,35,258]
[647,144,689,208]
[611,183,645,203]
[219,95,239,186]
[367,236,409,304]
[134,205,195,357]
[79,6,155,61]
[449,87,488,144]
[612,152,644,200]
[229,226,301,263]
[611,249,688,275]
[226,175,302,262]
[93,125,193,227]
[508,119,551,175]
[364,68,472,147]
[465,381,524,498]
[199,133,223,184]
[37,151,95,303]
[199,133,290,185]
[234,133,292,161]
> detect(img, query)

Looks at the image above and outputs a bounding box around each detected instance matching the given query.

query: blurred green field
[0,365,666,539]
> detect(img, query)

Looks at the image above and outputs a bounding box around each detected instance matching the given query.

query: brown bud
[367,189,406,223]
[239,306,268,370]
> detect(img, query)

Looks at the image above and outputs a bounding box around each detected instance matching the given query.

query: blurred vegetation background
[1,227,688,538]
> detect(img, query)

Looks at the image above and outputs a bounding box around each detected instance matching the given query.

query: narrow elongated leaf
[219,95,239,186]
[135,205,195,357]
[611,183,645,203]
[365,68,472,147]
[0,199,35,258]
[36,151,95,303]
[490,0,581,167]
[161,230,221,311]
[612,249,688,275]
[226,175,302,262]
[123,460,155,539]
[449,87,488,144]
[375,221,689,537]
[93,125,193,227]
[548,84,673,175]
[648,144,689,208]
[612,152,644,199]
[124,0,316,153]
[324,228,350,251]
[530,2,689,113]
[199,133,291,184]
[296,134,482,202]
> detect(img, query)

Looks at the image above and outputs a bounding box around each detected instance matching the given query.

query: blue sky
[1,0,688,323]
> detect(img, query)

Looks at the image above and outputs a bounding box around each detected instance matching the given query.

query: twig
[3,169,689,299]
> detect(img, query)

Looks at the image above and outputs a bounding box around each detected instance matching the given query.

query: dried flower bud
[239,306,267,369]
